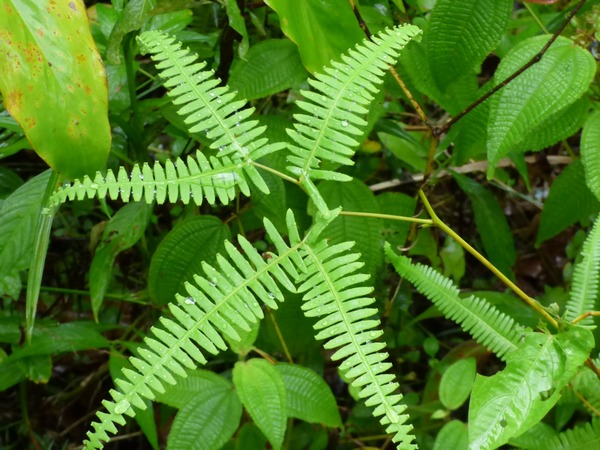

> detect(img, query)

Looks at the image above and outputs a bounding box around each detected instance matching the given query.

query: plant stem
[524,3,550,34]
[251,161,300,185]
[418,190,559,329]
[340,210,433,225]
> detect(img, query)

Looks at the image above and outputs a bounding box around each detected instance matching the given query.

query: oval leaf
[0,0,111,179]
[427,0,512,92]
[581,110,600,202]
[167,388,242,450]
[148,216,230,305]
[439,358,477,410]
[233,359,287,450]
[275,363,342,427]
[469,328,593,449]
[487,36,596,177]
[264,0,364,73]
[228,39,309,100]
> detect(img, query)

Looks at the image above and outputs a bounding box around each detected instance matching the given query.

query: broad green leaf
[316,179,383,276]
[0,171,51,277]
[427,0,512,92]
[439,358,476,410]
[434,420,468,450]
[233,358,287,450]
[469,327,594,449]
[565,217,600,326]
[155,369,232,409]
[106,0,157,64]
[148,216,230,306]
[536,160,600,246]
[516,97,590,154]
[487,36,596,177]
[0,1,111,179]
[582,110,600,202]
[167,385,242,450]
[228,39,309,100]
[264,0,364,73]
[453,172,515,278]
[275,363,342,427]
[90,202,153,319]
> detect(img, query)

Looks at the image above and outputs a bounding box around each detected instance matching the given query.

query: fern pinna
[84,212,305,448]
[76,23,422,449]
[385,244,522,361]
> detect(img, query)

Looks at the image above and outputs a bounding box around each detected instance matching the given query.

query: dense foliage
[1,1,599,449]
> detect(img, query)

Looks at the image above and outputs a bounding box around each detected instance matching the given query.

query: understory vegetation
[1,0,600,449]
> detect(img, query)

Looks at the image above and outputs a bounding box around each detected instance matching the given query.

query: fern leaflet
[50,151,247,207]
[286,24,421,187]
[385,243,522,360]
[84,212,306,449]
[565,217,600,327]
[299,238,416,448]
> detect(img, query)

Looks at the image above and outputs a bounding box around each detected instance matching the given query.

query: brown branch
[436,0,588,136]
[347,0,434,134]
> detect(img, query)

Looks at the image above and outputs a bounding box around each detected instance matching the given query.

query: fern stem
[572,311,600,325]
[267,308,294,363]
[523,3,550,34]
[418,189,560,329]
[340,210,433,225]
[251,161,300,185]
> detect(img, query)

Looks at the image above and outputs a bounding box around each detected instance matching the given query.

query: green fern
[535,417,600,449]
[286,24,421,210]
[51,30,288,207]
[385,243,522,360]
[298,231,416,448]
[84,212,306,449]
[565,217,600,327]
[51,151,247,207]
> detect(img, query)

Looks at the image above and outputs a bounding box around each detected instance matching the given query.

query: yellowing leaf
[0,0,110,179]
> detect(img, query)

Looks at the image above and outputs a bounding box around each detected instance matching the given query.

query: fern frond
[84,212,306,449]
[385,243,521,360]
[286,24,421,184]
[565,217,600,327]
[138,30,285,168]
[49,151,247,206]
[535,417,600,449]
[299,239,416,448]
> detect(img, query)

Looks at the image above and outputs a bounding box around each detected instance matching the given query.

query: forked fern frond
[299,239,416,448]
[84,212,306,449]
[385,243,521,360]
[50,151,248,207]
[286,24,421,186]
[565,217,600,327]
